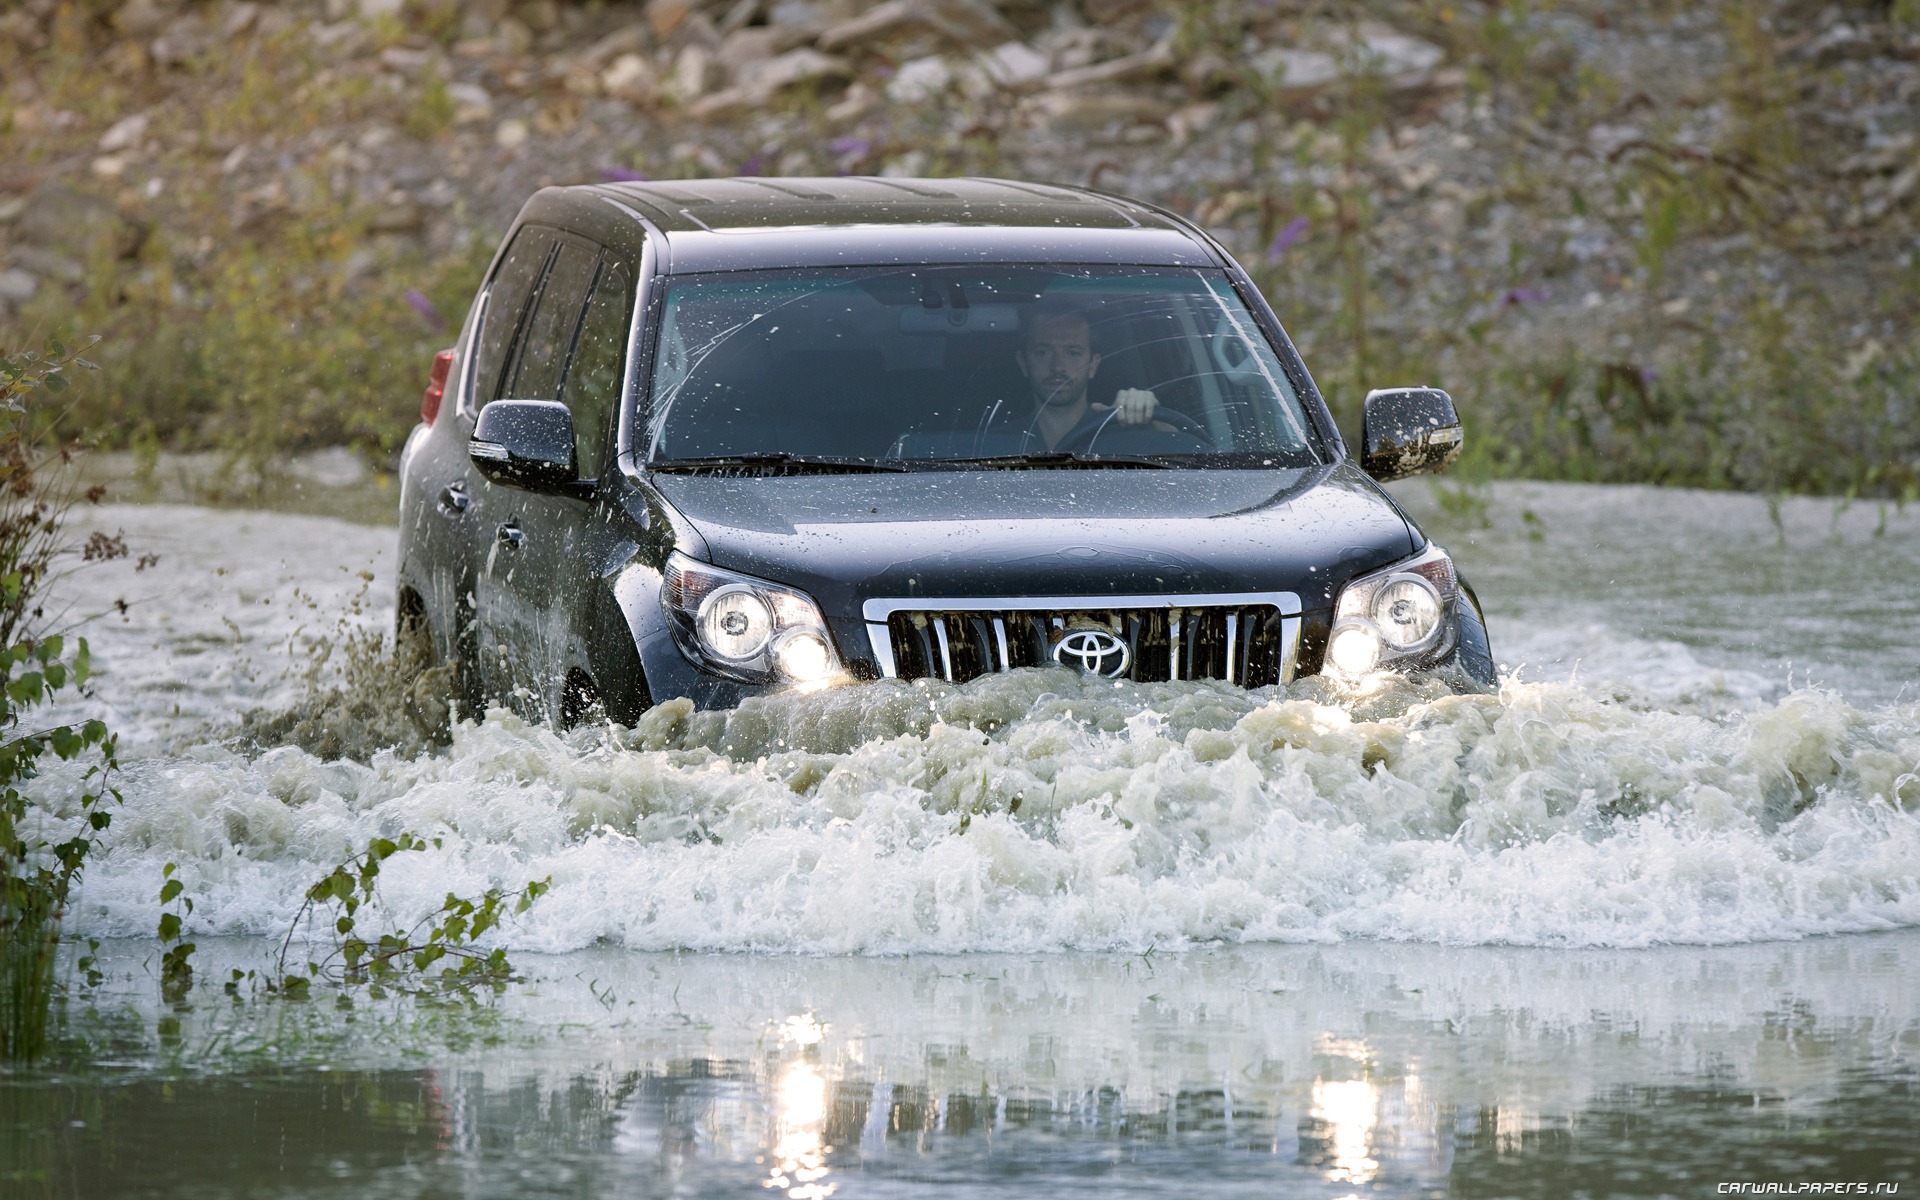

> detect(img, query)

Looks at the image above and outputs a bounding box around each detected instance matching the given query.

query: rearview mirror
[469,399,578,492]
[1360,387,1463,482]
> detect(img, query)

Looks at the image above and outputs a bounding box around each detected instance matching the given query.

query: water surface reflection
[6,934,1916,1197]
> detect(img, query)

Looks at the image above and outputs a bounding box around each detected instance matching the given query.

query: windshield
[642,266,1322,468]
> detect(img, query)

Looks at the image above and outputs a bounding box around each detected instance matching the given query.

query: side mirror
[1360,387,1463,482]
[469,400,578,491]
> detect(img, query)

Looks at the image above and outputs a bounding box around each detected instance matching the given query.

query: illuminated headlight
[1328,544,1459,677]
[1327,625,1382,675]
[772,630,836,685]
[663,552,844,685]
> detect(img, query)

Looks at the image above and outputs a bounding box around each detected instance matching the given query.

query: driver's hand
[1105,387,1158,426]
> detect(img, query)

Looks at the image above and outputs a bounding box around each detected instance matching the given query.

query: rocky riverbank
[2,0,1916,495]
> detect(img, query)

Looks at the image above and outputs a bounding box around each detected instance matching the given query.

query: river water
[7,480,1918,1197]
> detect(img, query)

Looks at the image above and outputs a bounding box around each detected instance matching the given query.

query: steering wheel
[1067,405,1213,454]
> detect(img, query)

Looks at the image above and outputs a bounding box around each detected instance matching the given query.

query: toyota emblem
[1052,629,1131,678]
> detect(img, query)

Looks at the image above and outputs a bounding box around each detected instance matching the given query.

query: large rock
[367,191,424,233]
[575,24,650,71]
[979,41,1050,90]
[1021,88,1171,134]
[1352,26,1445,84]
[1042,32,1174,90]
[98,112,150,153]
[0,268,38,304]
[688,47,850,118]
[818,0,1016,53]
[446,81,494,123]
[112,0,179,40]
[749,47,853,91]
[886,56,952,103]
[646,0,694,39]
[602,52,661,104]
[1251,47,1338,91]
[0,11,49,52]
[1251,25,1445,94]
[13,183,146,265]
[669,43,723,102]
[718,21,819,80]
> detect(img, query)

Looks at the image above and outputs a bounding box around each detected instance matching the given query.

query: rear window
[642,265,1321,468]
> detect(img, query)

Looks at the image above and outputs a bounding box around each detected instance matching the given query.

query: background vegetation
[0,0,1916,497]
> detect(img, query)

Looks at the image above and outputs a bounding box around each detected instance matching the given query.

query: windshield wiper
[649,452,909,474]
[913,451,1174,470]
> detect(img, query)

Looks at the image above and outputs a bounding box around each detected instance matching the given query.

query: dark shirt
[973,396,1117,454]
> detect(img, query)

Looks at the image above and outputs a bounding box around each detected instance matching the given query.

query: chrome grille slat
[933,616,954,682]
[865,591,1302,689]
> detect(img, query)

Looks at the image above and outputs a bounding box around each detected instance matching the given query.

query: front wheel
[395,594,462,743]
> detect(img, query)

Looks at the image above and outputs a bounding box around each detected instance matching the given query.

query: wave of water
[34,497,1920,955]
[43,668,1919,953]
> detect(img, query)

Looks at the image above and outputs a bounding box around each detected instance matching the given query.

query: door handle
[495,521,524,549]
[437,482,470,515]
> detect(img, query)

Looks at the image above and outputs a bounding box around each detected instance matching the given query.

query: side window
[557,258,634,481]
[500,240,597,404]
[469,228,554,410]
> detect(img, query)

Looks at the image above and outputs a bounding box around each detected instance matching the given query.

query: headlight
[696,585,774,661]
[771,630,836,683]
[1327,544,1459,677]
[663,552,844,686]
[1373,576,1442,649]
[1327,625,1382,674]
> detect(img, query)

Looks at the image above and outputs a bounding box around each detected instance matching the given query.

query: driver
[996,298,1167,451]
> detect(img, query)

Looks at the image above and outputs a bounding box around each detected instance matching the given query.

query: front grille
[862,593,1302,687]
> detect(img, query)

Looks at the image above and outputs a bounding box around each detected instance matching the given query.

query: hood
[642,463,1416,616]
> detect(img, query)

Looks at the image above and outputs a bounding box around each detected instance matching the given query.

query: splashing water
[39,495,1920,955]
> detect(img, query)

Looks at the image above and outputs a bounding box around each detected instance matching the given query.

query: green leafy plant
[0,337,120,1064]
[0,640,118,1062]
[274,833,550,998]
[157,863,195,1003]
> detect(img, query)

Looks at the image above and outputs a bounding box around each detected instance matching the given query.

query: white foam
[44,672,1920,953]
[35,498,1920,954]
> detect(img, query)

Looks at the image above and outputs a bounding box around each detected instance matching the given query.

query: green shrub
[0,339,120,1065]
[272,833,550,1000]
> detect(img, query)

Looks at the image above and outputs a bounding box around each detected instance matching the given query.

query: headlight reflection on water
[1309,1035,1383,1189]
[1310,1077,1382,1186]
[768,1061,833,1198]
[766,1014,835,1199]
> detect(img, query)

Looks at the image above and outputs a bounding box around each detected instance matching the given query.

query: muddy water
[8,481,1920,1197]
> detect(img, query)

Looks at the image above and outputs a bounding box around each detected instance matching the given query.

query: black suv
[397,177,1493,724]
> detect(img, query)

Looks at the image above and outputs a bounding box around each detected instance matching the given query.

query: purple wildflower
[1265,216,1308,262]
[830,137,871,158]
[740,153,768,177]
[1502,286,1549,306]
[403,288,445,330]
[600,166,647,183]
[1639,366,1658,385]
